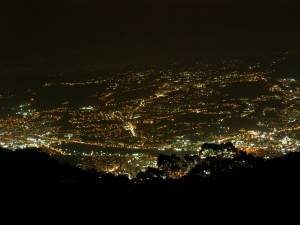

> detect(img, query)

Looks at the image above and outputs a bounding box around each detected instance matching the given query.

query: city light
[0,58,299,177]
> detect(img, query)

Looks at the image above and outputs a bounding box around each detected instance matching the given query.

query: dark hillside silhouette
[0,146,300,194]
[0,148,100,185]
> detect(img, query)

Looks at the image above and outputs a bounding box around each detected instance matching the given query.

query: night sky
[0,0,299,76]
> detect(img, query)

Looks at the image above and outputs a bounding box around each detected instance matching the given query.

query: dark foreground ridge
[1,147,300,194]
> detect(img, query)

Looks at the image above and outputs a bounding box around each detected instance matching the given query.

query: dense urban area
[0,56,299,178]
